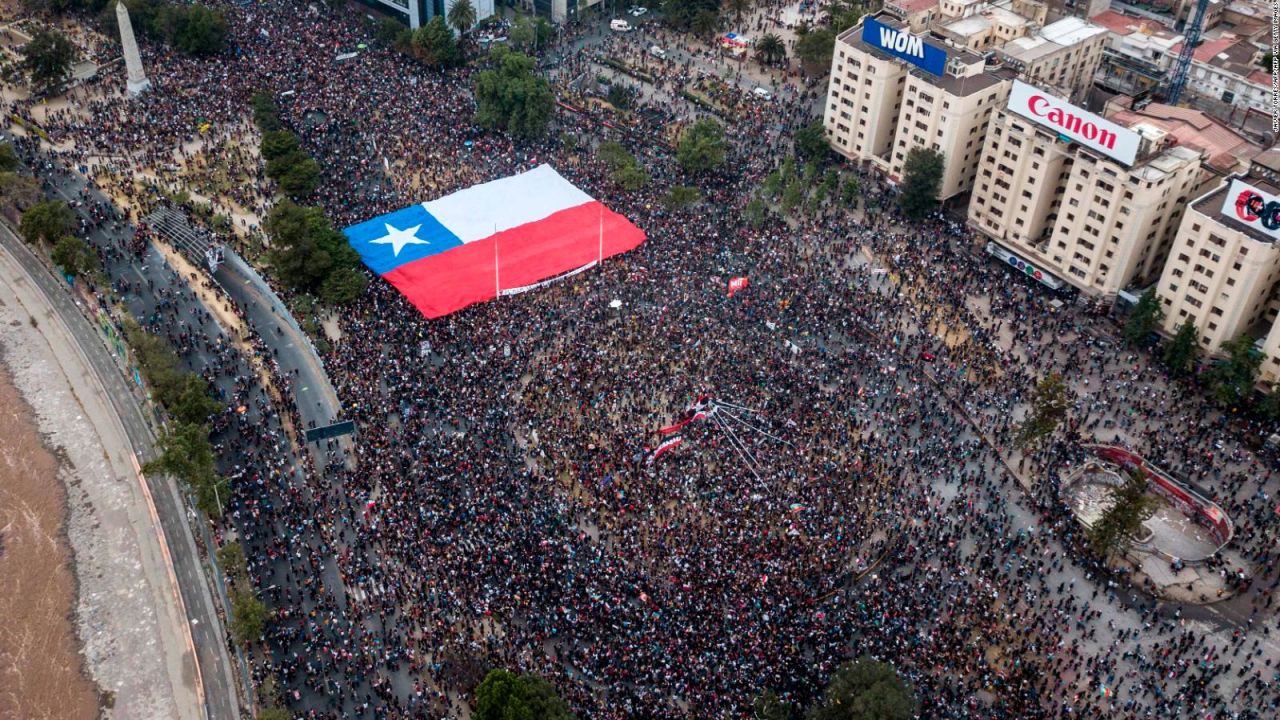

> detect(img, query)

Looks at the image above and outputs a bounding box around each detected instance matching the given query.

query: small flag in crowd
[728,276,750,297]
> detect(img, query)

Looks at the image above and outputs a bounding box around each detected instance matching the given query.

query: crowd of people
[10,1,1280,719]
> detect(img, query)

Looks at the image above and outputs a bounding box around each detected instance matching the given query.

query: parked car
[649,45,666,58]
[751,86,773,101]
[629,6,649,16]
[610,19,633,32]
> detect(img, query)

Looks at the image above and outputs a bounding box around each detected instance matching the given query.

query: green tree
[171,373,221,425]
[613,162,648,191]
[160,4,228,57]
[19,199,74,245]
[376,16,406,46]
[781,179,805,213]
[1015,371,1073,448]
[474,670,576,720]
[0,171,40,213]
[508,15,535,50]
[1123,289,1164,347]
[809,658,916,720]
[255,709,290,720]
[761,171,783,200]
[746,197,767,228]
[1087,470,1158,559]
[898,147,945,220]
[50,235,97,277]
[411,16,461,67]
[229,584,268,645]
[1210,334,1262,407]
[841,176,860,206]
[447,0,477,36]
[276,156,321,200]
[123,317,185,405]
[251,92,282,132]
[607,81,636,110]
[794,24,836,68]
[596,141,634,170]
[794,120,829,164]
[144,421,227,516]
[264,200,356,292]
[318,265,369,306]
[755,32,786,65]
[0,143,19,172]
[690,9,720,38]
[474,46,555,139]
[216,541,248,581]
[22,28,76,93]
[663,185,701,210]
[755,689,793,720]
[725,0,750,27]
[260,130,302,162]
[676,118,727,174]
[1163,320,1199,376]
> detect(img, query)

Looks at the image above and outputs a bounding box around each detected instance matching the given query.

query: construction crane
[1162,0,1210,104]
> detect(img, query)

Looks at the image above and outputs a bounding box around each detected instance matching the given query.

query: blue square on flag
[343,205,461,275]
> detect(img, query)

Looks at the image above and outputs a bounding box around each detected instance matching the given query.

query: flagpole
[597,203,603,265]
[494,222,500,297]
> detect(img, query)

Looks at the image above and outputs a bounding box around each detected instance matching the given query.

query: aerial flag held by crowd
[342,165,646,318]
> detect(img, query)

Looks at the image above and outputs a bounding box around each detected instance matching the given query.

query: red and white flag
[647,436,684,464]
[728,276,749,297]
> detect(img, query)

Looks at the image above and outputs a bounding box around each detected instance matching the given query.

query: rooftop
[1107,102,1260,174]
[1038,16,1107,46]
[886,0,940,14]
[1090,9,1177,39]
[942,16,991,36]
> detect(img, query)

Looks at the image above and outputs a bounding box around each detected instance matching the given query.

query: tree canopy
[474,46,555,139]
[1015,371,1073,448]
[1123,289,1164,348]
[411,16,461,68]
[19,199,75,245]
[898,147,944,220]
[474,669,577,720]
[1210,334,1262,407]
[676,117,727,174]
[22,28,76,93]
[1087,470,1158,559]
[808,658,917,720]
[158,3,228,57]
[264,200,365,305]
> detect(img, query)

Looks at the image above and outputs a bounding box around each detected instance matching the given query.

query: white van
[649,45,666,58]
[751,86,773,101]
[610,19,632,32]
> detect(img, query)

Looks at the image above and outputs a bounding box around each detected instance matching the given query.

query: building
[1170,0,1226,31]
[1169,35,1270,116]
[969,81,1259,298]
[882,0,941,32]
[995,16,1109,102]
[1154,160,1280,374]
[823,14,1016,201]
[522,0,602,23]
[361,0,493,29]
[1090,10,1183,96]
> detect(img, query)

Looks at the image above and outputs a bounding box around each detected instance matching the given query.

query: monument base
[126,77,150,96]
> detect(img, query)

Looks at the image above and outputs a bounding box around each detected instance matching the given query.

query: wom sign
[1221,179,1280,241]
[862,16,947,76]
[1008,80,1140,166]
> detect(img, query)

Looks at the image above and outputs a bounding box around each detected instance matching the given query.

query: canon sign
[1007,80,1139,166]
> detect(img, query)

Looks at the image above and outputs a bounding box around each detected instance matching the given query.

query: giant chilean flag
[343,165,646,318]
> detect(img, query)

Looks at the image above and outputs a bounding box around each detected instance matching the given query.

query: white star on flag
[370,223,427,256]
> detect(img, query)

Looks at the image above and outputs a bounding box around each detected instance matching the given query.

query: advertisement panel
[861,16,947,76]
[1007,80,1140,166]
[1221,179,1280,241]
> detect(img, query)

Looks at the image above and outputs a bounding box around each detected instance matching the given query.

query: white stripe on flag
[423,164,593,244]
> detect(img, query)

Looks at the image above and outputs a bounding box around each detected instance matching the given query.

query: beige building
[995,16,1108,103]
[883,0,941,32]
[824,14,1012,201]
[969,89,1258,298]
[1152,153,1280,379]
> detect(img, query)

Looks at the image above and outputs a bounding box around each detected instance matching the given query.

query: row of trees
[475,46,555,138]
[264,201,367,305]
[1124,289,1273,412]
[18,195,102,277]
[252,93,322,200]
[475,659,916,720]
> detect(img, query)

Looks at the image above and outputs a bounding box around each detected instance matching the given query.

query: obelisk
[116,1,150,96]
